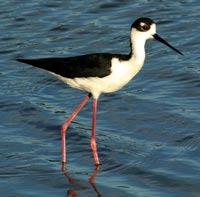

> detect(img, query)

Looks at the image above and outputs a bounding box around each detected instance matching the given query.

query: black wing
[17,53,115,78]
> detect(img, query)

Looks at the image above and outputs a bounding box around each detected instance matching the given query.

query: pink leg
[61,94,91,163]
[90,99,100,166]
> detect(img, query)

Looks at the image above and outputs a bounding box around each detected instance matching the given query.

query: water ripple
[0,0,199,196]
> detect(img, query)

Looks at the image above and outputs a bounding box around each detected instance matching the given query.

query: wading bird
[17,17,183,166]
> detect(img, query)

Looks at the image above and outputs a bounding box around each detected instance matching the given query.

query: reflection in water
[88,166,101,197]
[61,163,101,197]
[62,163,77,197]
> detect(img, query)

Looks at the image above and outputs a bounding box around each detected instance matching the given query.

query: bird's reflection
[61,162,101,197]
[88,165,101,197]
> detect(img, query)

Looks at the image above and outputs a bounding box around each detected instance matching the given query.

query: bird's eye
[139,23,150,32]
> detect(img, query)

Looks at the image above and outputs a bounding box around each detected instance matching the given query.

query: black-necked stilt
[17,17,183,166]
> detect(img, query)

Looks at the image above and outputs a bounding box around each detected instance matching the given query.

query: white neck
[129,28,147,66]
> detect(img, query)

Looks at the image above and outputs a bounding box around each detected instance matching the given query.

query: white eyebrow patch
[140,22,146,26]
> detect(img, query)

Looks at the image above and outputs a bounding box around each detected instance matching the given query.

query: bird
[17,17,183,166]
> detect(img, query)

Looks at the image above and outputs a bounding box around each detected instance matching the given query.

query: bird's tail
[16,58,35,65]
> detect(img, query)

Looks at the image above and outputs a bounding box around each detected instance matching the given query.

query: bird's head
[131,17,183,55]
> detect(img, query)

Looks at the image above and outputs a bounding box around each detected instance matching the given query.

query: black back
[17,53,130,78]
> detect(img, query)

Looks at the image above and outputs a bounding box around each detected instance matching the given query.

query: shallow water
[0,0,200,196]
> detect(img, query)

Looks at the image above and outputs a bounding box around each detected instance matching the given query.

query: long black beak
[153,34,183,55]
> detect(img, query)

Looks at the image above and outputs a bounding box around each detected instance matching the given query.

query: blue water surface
[0,0,200,196]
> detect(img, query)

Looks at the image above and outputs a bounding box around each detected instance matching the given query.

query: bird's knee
[90,138,97,151]
[61,125,67,135]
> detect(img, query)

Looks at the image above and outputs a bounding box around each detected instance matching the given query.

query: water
[0,0,200,196]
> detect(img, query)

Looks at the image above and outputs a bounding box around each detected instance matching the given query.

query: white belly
[55,57,144,99]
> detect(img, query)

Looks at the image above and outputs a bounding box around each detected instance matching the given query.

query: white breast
[54,57,144,99]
